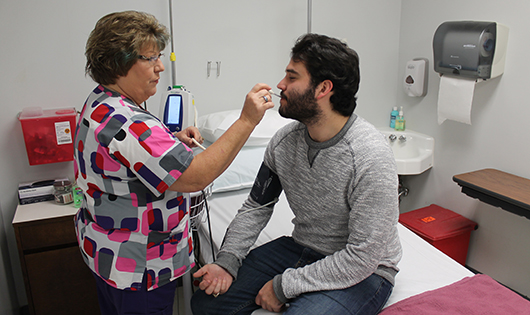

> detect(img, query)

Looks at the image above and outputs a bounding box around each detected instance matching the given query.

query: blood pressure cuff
[249,163,283,205]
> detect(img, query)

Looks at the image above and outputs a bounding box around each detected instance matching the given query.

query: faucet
[399,135,407,142]
[389,134,397,142]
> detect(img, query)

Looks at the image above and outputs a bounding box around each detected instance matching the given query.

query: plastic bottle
[73,184,83,208]
[390,106,398,128]
[395,107,406,131]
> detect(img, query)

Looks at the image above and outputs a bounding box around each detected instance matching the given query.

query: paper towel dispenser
[433,21,508,79]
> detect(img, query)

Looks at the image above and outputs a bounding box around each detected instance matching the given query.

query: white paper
[437,75,476,125]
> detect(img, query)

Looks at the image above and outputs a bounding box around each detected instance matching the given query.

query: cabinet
[13,202,100,315]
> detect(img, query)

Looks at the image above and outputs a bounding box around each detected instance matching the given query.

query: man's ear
[315,80,333,100]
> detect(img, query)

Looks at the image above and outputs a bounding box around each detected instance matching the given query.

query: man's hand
[255,280,284,312]
[193,264,233,296]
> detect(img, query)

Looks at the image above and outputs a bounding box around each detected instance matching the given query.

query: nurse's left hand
[174,126,204,148]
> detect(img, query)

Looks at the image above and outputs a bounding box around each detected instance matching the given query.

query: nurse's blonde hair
[85,11,170,85]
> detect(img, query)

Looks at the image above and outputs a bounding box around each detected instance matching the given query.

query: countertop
[12,201,78,224]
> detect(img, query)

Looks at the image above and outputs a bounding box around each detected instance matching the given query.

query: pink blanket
[380,274,530,314]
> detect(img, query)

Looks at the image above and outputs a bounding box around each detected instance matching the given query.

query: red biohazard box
[399,204,478,265]
[18,107,77,166]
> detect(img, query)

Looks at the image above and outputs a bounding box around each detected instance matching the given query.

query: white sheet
[195,188,474,314]
[204,143,265,194]
[197,109,292,146]
[196,190,293,264]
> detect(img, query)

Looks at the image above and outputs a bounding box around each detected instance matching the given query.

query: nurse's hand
[168,83,273,193]
[174,126,203,148]
[240,83,275,128]
[193,264,233,297]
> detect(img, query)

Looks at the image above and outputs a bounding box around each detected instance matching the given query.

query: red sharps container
[18,107,77,166]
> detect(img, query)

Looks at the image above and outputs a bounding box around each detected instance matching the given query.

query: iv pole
[168,0,177,88]
[167,5,193,314]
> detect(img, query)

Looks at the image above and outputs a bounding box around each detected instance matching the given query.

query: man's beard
[279,84,322,125]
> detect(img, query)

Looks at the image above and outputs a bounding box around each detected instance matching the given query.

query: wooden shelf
[453,168,530,220]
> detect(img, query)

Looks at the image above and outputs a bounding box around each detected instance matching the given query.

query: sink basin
[377,127,434,175]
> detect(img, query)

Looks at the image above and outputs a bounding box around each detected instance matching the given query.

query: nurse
[75,10,273,315]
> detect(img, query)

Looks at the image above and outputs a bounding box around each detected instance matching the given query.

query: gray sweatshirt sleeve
[214,137,285,278]
[214,196,277,279]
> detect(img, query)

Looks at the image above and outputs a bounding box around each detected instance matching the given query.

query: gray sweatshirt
[215,114,402,303]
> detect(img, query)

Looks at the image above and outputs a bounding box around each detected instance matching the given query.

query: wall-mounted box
[399,204,478,265]
[404,58,428,97]
[433,21,509,79]
[19,107,77,166]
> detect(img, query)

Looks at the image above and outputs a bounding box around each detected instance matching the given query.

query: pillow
[198,109,292,146]
[195,141,266,193]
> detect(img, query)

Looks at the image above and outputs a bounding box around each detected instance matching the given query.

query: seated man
[191,33,402,315]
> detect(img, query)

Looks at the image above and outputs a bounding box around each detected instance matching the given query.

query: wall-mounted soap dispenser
[404,58,428,97]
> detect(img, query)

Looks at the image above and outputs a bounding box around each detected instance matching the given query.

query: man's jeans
[191,236,393,315]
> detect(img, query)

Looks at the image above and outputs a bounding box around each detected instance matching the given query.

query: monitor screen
[166,95,182,124]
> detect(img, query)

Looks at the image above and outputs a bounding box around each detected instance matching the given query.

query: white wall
[170,0,402,124]
[163,1,307,118]
[311,0,402,126]
[397,0,530,297]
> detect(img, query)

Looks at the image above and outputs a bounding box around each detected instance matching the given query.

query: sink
[377,127,434,175]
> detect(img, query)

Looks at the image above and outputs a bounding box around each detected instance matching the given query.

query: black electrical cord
[203,193,216,262]
[191,189,215,266]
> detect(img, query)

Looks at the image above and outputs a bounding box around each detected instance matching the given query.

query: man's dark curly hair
[291,33,360,116]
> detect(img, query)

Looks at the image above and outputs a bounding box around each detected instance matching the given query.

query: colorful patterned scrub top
[74,85,195,291]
